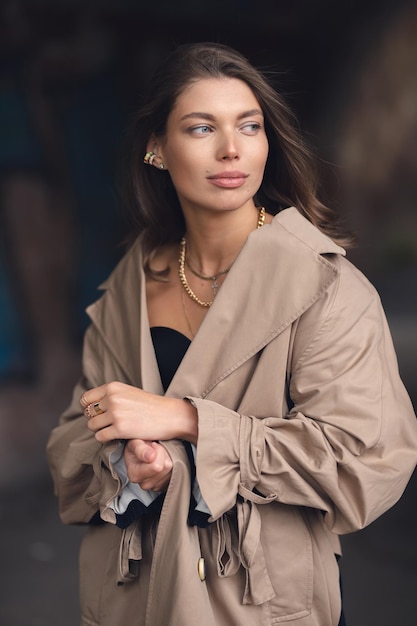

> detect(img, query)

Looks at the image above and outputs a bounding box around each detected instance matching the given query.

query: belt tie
[216,483,277,605]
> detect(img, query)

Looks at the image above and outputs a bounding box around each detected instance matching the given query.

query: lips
[207,171,248,189]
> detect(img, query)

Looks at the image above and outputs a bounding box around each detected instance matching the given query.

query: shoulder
[270,207,346,257]
[295,255,384,356]
[269,207,381,308]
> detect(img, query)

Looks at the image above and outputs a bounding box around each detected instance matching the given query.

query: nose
[217,130,239,160]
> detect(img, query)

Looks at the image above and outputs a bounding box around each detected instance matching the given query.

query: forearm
[139,396,199,445]
[84,382,199,445]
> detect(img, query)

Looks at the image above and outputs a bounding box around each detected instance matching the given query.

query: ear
[146,134,166,161]
[146,134,158,153]
[146,135,167,170]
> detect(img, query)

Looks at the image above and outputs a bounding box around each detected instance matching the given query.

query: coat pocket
[260,503,313,623]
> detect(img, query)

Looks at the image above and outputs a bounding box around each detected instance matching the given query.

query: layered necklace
[178,207,266,308]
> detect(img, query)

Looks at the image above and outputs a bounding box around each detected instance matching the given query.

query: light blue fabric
[109,442,160,513]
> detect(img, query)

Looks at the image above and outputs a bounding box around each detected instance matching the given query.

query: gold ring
[93,402,104,415]
[143,151,154,164]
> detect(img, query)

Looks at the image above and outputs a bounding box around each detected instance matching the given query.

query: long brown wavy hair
[123,42,353,273]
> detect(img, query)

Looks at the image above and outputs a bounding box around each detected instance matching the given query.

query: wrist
[170,398,198,445]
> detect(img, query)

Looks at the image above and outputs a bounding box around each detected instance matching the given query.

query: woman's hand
[80,381,198,444]
[124,439,173,492]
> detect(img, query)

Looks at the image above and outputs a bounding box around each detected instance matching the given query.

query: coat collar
[87,208,344,398]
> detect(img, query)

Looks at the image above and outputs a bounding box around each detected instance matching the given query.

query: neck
[182,204,263,277]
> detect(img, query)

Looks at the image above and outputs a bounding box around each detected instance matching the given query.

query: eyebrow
[179,109,263,122]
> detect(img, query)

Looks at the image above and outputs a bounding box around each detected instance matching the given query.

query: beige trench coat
[47,207,417,626]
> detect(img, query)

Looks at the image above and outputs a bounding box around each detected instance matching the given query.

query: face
[151,77,269,217]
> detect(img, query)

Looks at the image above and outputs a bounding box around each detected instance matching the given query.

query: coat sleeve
[192,262,417,535]
[46,322,123,525]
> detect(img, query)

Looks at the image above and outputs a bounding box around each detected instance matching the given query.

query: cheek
[166,148,206,183]
[166,158,202,198]
[248,147,268,193]
[253,146,269,179]
[259,138,269,168]
[171,160,192,178]
[248,135,268,168]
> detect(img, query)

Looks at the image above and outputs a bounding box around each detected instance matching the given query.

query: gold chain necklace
[178,207,266,308]
[178,240,213,307]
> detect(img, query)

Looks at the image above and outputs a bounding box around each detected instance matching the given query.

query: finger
[125,456,160,484]
[152,474,172,492]
[139,462,172,491]
[93,425,117,442]
[79,384,108,409]
[80,392,90,409]
[84,400,106,420]
[137,463,171,490]
[124,445,171,485]
[143,446,173,477]
[87,413,114,435]
[126,439,156,464]
[92,402,104,415]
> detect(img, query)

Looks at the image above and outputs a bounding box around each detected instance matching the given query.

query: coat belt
[215,483,277,605]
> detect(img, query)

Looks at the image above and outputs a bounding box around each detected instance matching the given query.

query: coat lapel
[86,237,164,395]
[167,208,344,399]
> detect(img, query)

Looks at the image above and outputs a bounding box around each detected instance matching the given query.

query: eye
[240,122,263,135]
[189,125,213,135]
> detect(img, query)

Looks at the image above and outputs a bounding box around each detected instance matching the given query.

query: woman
[47,43,417,626]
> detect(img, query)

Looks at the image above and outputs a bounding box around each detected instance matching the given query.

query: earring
[144,151,165,170]
[143,151,156,166]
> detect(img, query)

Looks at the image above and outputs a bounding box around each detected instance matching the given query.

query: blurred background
[0,0,416,624]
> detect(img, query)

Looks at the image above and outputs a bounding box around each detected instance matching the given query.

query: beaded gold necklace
[178,207,265,308]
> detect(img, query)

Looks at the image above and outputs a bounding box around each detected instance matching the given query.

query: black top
[150,326,191,392]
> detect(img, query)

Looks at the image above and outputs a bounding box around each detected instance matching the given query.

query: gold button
[198,557,206,581]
